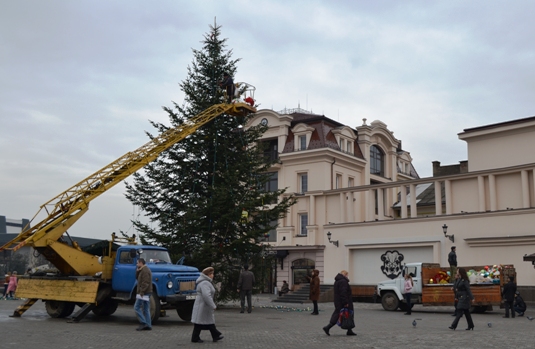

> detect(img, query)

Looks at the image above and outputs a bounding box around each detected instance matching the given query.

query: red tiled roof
[282,113,364,159]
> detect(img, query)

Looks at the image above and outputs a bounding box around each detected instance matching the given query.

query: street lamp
[326,231,339,247]
[443,224,454,243]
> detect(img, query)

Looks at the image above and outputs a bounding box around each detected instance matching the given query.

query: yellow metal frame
[0,102,256,276]
[15,278,100,303]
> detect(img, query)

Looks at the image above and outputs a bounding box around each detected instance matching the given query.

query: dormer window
[291,123,315,152]
[331,127,356,155]
[299,135,307,151]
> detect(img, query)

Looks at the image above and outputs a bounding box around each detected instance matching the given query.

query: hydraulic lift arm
[0,102,256,261]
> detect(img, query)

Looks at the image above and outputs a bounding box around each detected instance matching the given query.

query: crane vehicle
[0,86,257,323]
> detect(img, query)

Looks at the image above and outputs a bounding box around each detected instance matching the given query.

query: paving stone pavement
[0,295,533,349]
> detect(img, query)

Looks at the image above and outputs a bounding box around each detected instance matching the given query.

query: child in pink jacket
[6,271,18,299]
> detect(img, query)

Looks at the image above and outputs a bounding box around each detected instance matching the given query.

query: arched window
[370,145,384,176]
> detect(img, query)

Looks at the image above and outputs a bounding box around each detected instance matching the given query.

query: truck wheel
[135,294,161,324]
[176,300,195,322]
[381,292,400,311]
[45,300,76,318]
[150,293,161,324]
[92,298,119,316]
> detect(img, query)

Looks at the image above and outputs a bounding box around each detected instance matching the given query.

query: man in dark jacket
[514,291,527,317]
[134,258,153,331]
[237,264,255,313]
[219,72,235,104]
[448,246,457,284]
[322,270,356,336]
[502,276,517,318]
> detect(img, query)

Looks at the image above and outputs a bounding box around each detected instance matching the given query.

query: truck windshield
[143,250,172,264]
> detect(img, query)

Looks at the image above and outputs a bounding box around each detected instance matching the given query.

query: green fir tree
[125,23,296,302]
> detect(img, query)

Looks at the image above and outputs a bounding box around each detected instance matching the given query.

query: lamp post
[326,231,339,247]
[443,224,454,243]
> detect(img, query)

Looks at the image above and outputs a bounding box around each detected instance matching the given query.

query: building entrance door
[291,258,315,285]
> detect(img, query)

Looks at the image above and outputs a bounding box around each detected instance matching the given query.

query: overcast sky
[1,1,534,241]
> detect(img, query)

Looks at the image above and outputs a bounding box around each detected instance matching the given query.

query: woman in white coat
[191,267,224,343]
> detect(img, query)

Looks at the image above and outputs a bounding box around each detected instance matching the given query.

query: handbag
[337,307,355,329]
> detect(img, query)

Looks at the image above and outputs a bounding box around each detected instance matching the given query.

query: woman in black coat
[322,270,356,336]
[449,268,475,330]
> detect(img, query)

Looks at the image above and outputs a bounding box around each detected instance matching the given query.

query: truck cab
[111,245,200,322]
[377,262,424,311]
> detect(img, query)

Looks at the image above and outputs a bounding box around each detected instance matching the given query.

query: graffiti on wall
[380,250,404,279]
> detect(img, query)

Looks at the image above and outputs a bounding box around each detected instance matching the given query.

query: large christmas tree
[125,24,295,302]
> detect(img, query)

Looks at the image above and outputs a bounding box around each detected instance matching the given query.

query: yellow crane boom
[0,102,256,263]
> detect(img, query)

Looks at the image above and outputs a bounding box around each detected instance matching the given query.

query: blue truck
[110,244,200,323]
[11,240,200,324]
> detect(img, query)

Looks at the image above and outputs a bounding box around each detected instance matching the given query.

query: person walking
[134,258,152,331]
[237,264,255,313]
[2,272,10,300]
[6,271,17,299]
[403,272,413,315]
[191,267,224,343]
[449,268,475,330]
[322,270,356,336]
[451,270,461,316]
[514,291,527,317]
[502,276,517,318]
[308,269,320,315]
[448,246,457,284]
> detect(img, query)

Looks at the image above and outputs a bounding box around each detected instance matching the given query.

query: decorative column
[410,184,417,218]
[434,180,442,216]
[445,180,452,214]
[477,176,486,212]
[521,170,530,208]
[489,175,497,211]
[400,185,408,219]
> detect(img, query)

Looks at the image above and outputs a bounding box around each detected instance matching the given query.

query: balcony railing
[263,150,279,162]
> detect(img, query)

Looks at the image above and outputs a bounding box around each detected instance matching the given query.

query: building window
[261,172,278,204]
[299,214,308,236]
[339,138,345,150]
[348,177,354,187]
[299,173,308,193]
[347,141,352,154]
[263,219,278,242]
[262,139,278,162]
[264,172,278,192]
[370,145,385,176]
[336,174,342,189]
[299,135,307,150]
